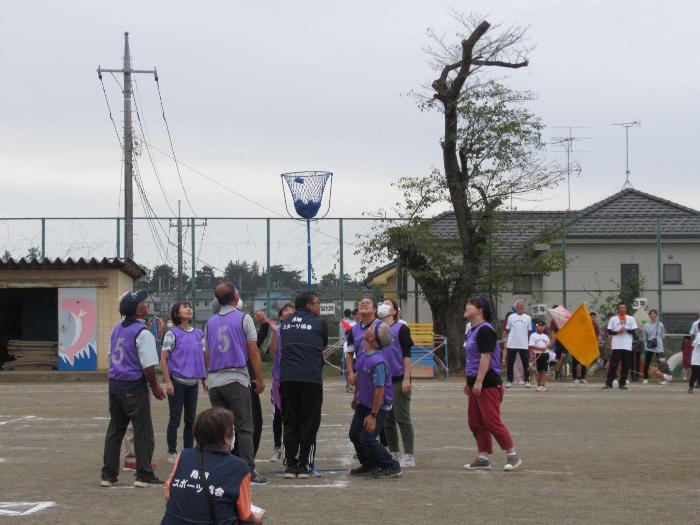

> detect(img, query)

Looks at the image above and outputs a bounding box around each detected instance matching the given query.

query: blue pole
[306,219,312,291]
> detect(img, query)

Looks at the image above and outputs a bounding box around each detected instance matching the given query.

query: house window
[513,276,532,294]
[621,264,640,295]
[663,264,682,285]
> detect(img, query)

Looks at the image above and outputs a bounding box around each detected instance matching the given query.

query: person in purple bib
[160,301,208,464]
[462,295,522,472]
[204,282,267,486]
[348,322,403,479]
[100,289,166,488]
[344,297,380,386]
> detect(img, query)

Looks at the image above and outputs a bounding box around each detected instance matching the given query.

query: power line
[154,77,198,217]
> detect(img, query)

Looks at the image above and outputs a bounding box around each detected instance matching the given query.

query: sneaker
[612,379,619,388]
[399,454,415,468]
[374,465,403,478]
[133,476,165,488]
[251,471,269,486]
[505,382,512,389]
[464,456,491,470]
[535,386,543,392]
[579,379,588,384]
[642,379,649,385]
[391,452,401,461]
[283,465,298,479]
[100,479,117,487]
[167,452,178,464]
[270,447,283,462]
[123,460,157,472]
[350,465,378,476]
[689,387,694,394]
[659,381,669,385]
[541,386,548,392]
[504,454,522,471]
[524,382,531,388]
[602,385,613,390]
[619,385,629,390]
[296,465,312,479]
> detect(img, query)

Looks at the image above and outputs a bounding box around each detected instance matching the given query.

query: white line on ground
[0,416,35,426]
[0,501,56,516]
[264,480,350,489]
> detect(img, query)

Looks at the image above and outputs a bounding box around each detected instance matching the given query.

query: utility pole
[98,32,157,260]
[612,121,641,189]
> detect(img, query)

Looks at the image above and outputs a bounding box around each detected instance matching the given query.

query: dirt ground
[0,377,698,524]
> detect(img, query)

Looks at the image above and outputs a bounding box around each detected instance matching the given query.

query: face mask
[229,432,236,452]
[377,304,392,318]
[237,298,243,309]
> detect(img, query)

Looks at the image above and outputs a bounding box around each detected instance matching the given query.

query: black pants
[251,386,262,457]
[506,348,530,383]
[272,406,283,449]
[631,351,642,380]
[209,381,255,470]
[166,381,198,454]
[690,366,700,389]
[571,357,587,380]
[280,381,323,469]
[101,392,155,482]
[643,351,663,379]
[606,350,631,387]
[349,404,397,469]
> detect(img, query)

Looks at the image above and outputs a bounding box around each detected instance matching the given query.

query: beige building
[366,189,700,333]
[0,257,145,371]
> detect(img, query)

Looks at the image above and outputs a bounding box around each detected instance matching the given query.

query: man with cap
[205,282,267,485]
[101,289,166,488]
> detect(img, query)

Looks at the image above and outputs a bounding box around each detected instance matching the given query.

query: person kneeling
[162,407,263,525]
[348,322,402,479]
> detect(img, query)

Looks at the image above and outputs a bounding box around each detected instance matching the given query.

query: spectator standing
[603,302,639,390]
[642,309,665,384]
[504,300,532,388]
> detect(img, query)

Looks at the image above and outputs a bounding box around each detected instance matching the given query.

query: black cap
[119,289,149,317]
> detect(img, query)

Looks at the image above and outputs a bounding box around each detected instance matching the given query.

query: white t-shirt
[506,313,532,349]
[607,315,639,351]
[692,333,700,366]
[528,333,550,354]
[690,319,700,337]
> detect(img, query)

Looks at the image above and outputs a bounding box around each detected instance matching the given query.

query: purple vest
[272,327,282,382]
[383,322,406,378]
[109,321,147,382]
[350,318,380,358]
[464,322,501,377]
[168,326,206,379]
[206,310,248,373]
[357,351,393,409]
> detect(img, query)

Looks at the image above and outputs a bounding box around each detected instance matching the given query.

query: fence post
[40,218,46,259]
[339,218,344,313]
[656,217,663,319]
[191,218,196,320]
[116,217,121,258]
[266,218,271,317]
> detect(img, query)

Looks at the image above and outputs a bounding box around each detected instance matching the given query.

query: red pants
[466,385,514,454]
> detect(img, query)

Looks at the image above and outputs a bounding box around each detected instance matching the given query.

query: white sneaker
[535,386,543,392]
[167,452,177,464]
[642,379,649,385]
[505,382,512,389]
[612,379,619,388]
[579,379,588,384]
[659,380,669,385]
[399,454,415,468]
[524,382,531,388]
[270,446,283,462]
[541,386,548,392]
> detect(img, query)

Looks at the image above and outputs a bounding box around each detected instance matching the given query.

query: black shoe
[296,465,312,479]
[251,471,269,485]
[619,385,629,390]
[602,385,613,390]
[283,465,298,479]
[374,465,403,479]
[350,465,378,476]
[100,479,117,487]
[133,476,165,488]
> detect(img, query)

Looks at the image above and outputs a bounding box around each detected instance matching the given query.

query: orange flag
[555,304,599,367]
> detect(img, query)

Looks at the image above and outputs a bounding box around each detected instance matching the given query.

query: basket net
[281,171,332,219]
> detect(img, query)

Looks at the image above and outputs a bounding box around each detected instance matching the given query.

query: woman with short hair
[642,309,666,384]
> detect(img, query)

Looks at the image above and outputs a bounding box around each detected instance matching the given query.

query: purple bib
[350,319,380,358]
[206,310,248,373]
[356,351,393,409]
[168,327,206,379]
[464,322,501,377]
[383,322,406,377]
[109,321,147,382]
[272,327,282,382]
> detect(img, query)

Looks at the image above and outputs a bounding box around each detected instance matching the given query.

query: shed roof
[0,257,146,279]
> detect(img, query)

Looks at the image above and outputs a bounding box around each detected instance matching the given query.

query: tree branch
[472,59,529,68]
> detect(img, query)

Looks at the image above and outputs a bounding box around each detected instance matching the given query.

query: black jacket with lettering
[279,308,328,384]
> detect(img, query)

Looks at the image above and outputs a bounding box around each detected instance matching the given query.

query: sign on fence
[320,303,336,316]
[531,304,547,316]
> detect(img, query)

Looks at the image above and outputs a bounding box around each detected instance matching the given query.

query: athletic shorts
[555,341,568,359]
[535,353,549,372]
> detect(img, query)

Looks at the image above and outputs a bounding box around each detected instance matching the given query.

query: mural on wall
[58,288,97,371]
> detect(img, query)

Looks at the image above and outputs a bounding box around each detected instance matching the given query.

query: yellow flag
[556,304,599,367]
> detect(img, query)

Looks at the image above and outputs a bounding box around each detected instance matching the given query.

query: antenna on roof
[612,121,641,190]
[551,127,592,212]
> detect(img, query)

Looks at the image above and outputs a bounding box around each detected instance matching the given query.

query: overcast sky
[1,1,698,272]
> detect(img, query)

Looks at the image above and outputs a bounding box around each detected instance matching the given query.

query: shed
[0,257,145,371]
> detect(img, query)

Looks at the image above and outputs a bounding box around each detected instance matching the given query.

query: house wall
[0,268,136,370]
